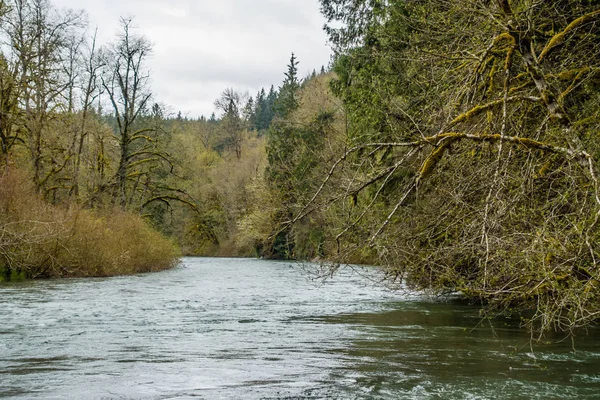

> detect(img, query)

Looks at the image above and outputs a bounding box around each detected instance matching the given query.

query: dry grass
[0,169,179,279]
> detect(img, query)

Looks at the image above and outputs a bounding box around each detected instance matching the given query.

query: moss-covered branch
[539,10,600,61]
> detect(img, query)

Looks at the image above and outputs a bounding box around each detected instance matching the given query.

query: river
[1,257,600,399]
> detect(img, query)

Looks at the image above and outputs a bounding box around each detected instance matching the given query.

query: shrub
[0,169,179,279]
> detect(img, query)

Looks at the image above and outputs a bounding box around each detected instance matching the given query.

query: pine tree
[275,53,300,117]
[215,89,243,159]
[243,96,256,129]
[263,54,308,259]
[266,85,277,123]
[254,88,267,130]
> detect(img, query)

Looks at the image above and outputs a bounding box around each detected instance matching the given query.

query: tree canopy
[311,0,600,335]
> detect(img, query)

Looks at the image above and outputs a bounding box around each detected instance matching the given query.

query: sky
[52,0,333,118]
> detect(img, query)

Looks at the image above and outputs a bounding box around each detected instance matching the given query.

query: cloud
[53,0,332,117]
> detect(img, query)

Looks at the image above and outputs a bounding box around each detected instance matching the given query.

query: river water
[1,257,600,399]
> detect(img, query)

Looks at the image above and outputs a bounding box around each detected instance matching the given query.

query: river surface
[1,257,600,399]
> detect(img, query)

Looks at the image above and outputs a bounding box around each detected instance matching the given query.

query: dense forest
[1,0,600,336]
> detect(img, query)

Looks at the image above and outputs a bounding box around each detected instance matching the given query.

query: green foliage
[0,269,27,283]
[315,0,600,335]
[151,112,269,257]
[320,0,391,51]
[275,53,300,117]
[260,71,347,259]
[253,86,278,131]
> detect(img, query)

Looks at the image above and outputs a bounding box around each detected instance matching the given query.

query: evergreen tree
[263,55,312,259]
[254,88,267,130]
[243,96,256,129]
[265,85,277,125]
[275,53,300,117]
[214,88,243,159]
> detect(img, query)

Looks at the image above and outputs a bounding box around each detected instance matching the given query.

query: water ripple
[1,257,599,399]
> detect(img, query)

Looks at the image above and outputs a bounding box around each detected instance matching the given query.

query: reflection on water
[1,257,599,399]
[319,305,600,399]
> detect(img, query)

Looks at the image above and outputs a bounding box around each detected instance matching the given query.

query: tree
[275,53,300,117]
[214,88,244,159]
[242,96,255,129]
[0,53,20,167]
[320,0,388,52]
[0,3,18,165]
[253,88,266,130]
[69,29,103,199]
[100,18,195,216]
[102,17,154,207]
[311,0,600,335]
[254,87,277,131]
[3,0,84,191]
[261,58,340,259]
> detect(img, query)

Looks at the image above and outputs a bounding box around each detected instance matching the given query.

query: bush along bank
[0,170,179,280]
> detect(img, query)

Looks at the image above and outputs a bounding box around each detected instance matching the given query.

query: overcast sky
[52,0,333,118]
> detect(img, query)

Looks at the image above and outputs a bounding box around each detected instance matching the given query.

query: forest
[1,0,600,336]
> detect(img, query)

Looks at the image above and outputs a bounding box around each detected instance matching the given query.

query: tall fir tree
[263,54,307,259]
[254,88,269,130]
[275,53,300,117]
[243,96,255,129]
[266,85,277,124]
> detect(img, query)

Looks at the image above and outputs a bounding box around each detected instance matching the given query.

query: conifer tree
[265,85,277,125]
[263,54,309,258]
[275,53,300,117]
[243,96,255,129]
[254,88,267,130]
[215,88,243,159]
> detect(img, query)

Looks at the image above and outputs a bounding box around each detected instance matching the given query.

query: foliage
[312,0,600,335]
[275,53,300,117]
[214,88,244,159]
[252,86,278,131]
[150,115,267,257]
[262,70,347,259]
[0,169,178,279]
[0,2,186,277]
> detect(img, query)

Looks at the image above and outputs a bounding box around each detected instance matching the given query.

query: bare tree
[69,28,103,199]
[101,18,194,213]
[102,17,153,207]
[0,53,21,168]
[3,0,84,190]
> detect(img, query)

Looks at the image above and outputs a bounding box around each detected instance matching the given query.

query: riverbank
[0,170,179,281]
